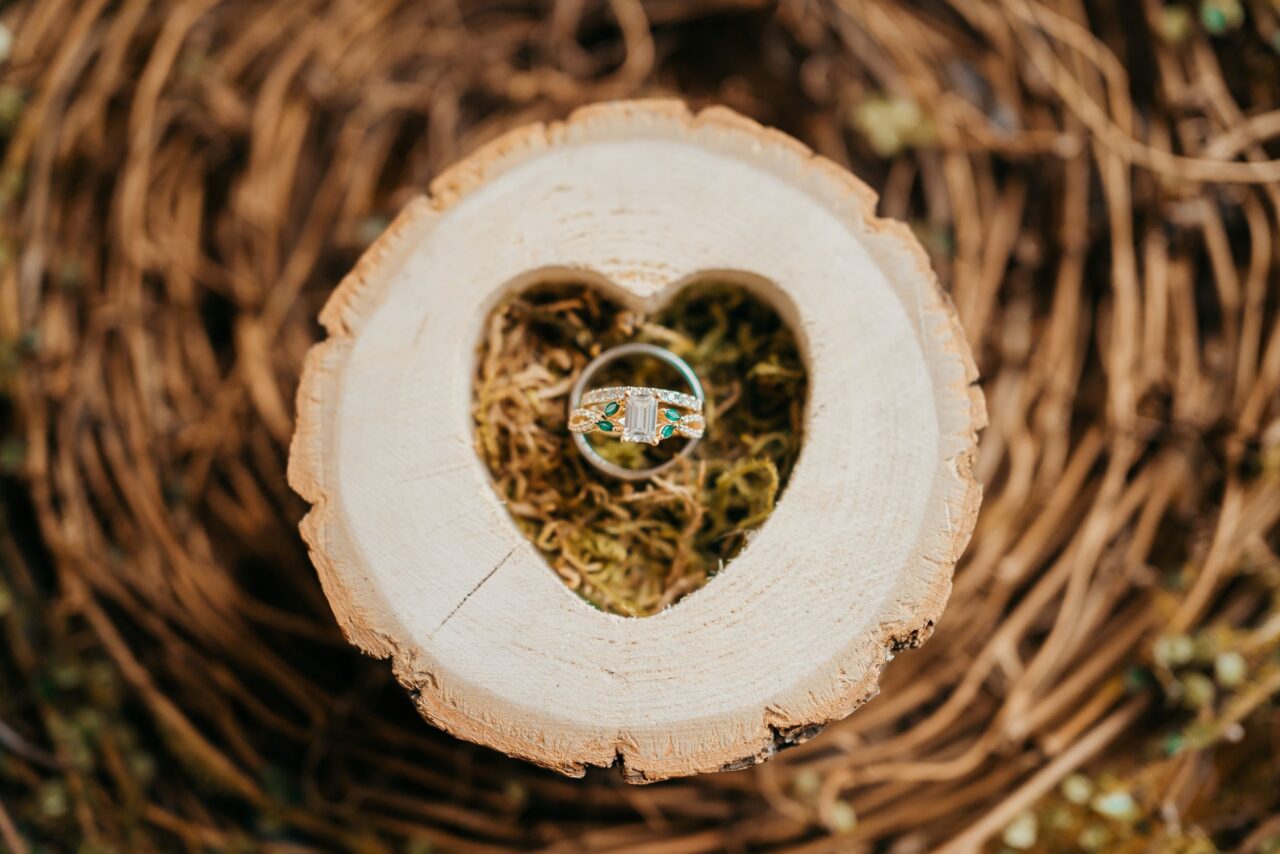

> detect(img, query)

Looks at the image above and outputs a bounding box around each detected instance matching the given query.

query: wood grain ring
[288,100,986,781]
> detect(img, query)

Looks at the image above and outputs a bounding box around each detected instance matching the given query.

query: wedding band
[568,343,705,480]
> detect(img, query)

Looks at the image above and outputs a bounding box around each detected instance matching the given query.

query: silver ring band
[568,343,705,480]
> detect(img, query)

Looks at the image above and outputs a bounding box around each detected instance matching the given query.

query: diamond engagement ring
[568,343,706,480]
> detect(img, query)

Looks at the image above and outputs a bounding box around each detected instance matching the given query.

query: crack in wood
[430,544,520,637]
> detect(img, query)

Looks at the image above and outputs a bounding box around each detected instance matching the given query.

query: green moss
[472,282,806,615]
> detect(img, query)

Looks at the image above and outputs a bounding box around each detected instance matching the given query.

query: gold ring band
[569,386,705,446]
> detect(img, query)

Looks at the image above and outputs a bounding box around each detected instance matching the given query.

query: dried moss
[472,282,806,616]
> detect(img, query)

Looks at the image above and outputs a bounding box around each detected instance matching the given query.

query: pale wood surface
[288,100,985,781]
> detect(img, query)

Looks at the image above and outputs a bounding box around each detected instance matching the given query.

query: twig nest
[288,100,984,781]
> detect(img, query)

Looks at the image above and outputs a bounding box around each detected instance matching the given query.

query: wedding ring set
[569,384,704,442]
[567,343,706,481]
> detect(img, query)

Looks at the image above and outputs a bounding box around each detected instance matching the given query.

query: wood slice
[288,100,985,781]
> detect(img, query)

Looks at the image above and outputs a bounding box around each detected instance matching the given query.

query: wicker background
[2,0,1279,851]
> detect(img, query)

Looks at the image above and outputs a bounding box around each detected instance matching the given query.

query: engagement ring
[568,343,706,480]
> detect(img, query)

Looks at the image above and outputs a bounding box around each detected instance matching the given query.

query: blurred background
[2,0,1279,851]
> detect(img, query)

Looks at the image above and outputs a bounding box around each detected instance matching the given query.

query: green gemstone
[664,408,680,422]
[661,424,675,439]
[603,401,620,416]
[597,420,613,432]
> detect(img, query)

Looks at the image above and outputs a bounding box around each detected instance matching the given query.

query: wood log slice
[288,100,985,781]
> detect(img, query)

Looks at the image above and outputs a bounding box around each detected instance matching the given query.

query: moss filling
[472,282,807,616]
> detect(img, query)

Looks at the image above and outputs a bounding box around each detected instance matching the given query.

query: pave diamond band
[580,386,702,413]
[567,343,706,481]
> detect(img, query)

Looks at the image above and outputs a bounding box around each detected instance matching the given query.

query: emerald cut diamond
[622,389,658,444]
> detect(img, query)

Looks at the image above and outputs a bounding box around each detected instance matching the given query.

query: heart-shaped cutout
[472,273,808,616]
[290,101,982,781]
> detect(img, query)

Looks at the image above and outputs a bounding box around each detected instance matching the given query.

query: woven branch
[1,0,1278,850]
